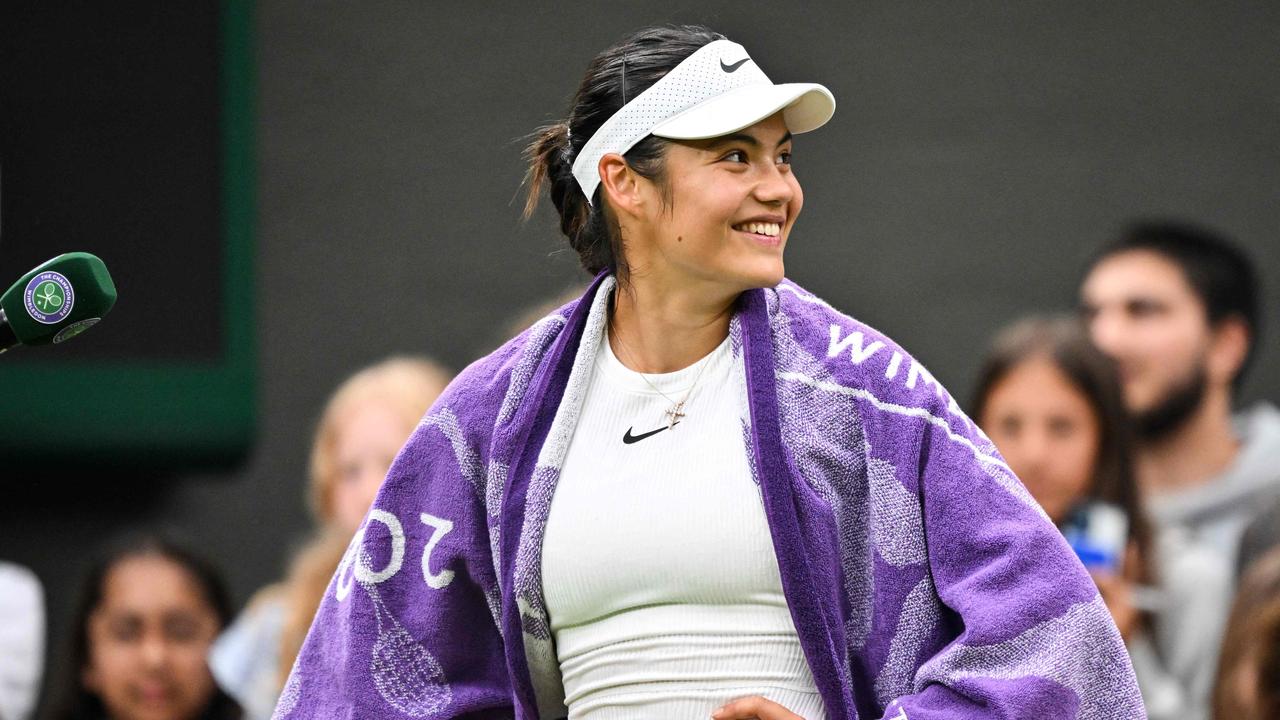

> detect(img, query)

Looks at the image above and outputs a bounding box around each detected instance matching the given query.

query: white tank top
[541,326,827,720]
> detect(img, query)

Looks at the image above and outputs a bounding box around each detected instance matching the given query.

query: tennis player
[276,25,1145,720]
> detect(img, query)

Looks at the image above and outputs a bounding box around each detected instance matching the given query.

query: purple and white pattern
[277,275,1144,719]
[365,581,452,717]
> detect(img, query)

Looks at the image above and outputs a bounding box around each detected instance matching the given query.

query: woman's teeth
[735,222,781,237]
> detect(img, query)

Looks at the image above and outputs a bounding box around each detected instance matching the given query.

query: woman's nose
[1009,434,1049,477]
[753,164,794,205]
[140,634,169,668]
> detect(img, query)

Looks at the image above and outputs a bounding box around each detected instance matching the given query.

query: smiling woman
[278,25,1145,719]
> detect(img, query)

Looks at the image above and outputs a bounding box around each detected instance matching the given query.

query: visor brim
[650,82,835,140]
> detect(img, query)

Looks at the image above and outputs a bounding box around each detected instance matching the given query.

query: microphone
[0,252,117,354]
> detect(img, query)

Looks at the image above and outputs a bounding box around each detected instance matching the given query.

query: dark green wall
[0,1,255,467]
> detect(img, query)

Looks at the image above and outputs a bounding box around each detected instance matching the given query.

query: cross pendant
[666,401,686,430]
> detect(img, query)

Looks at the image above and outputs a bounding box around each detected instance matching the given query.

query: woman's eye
[340,462,362,483]
[722,149,747,163]
[1048,417,1076,437]
[997,417,1021,437]
[107,618,141,643]
[778,151,792,165]
[165,615,202,643]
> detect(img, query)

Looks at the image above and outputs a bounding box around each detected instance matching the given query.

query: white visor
[570,39,836,203]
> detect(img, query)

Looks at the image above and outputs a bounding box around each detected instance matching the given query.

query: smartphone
[1061,501,1129,575]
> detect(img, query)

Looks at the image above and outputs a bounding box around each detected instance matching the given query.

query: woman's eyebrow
[707,132,761,149]
[706,131,793,149]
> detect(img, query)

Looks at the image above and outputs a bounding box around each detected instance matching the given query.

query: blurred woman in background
[51,534,240,720]
[209,356,451,720]
[973,315,1227,720]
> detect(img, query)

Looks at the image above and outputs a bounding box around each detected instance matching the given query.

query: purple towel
[275,274,1145,719]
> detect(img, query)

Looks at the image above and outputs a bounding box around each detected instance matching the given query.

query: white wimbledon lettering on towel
[335,509,456,600]
[826,323,972,429]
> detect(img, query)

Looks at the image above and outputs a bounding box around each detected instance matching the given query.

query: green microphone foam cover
[0,252,117,347]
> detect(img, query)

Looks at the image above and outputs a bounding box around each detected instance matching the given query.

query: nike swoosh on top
[622,422,681,444]
[720,58,750,73]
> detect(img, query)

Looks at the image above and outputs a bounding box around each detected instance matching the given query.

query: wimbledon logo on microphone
[24,271,75,325]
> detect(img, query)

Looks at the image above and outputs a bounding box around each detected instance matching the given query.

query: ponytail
[522,120,625,280]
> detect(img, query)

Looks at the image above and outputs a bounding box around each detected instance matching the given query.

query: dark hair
[1214,547,1280,720]
[523,25,726,284]
[50,533,242,720]
[1085,220,1260,388]
[971,316,1154,588]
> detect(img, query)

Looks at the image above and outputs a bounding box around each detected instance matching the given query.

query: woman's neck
[608,274,737,373]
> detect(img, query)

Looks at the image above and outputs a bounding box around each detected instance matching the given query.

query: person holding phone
[973,315,1227,720]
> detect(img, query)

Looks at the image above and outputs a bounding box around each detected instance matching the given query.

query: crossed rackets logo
[24,271,74,324]
[34,281,64,312]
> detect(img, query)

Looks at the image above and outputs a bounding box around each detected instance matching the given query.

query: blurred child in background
[209,356,451,720]
[51,534,240,720]
[973,316,1227,720]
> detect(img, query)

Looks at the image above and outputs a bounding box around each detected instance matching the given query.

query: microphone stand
[0,307,15,354]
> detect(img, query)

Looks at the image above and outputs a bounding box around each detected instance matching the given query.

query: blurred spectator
[49,534,240,720]
[271,529,350,692]
[1236,495,1280,579]
[1079,221,1280,560]
[973,316,1227,719]
[0,561,44,720]
[1213,547,1280,720]
[1079,221,1280,713]
[209,356,450,720]
[491,283,587,352]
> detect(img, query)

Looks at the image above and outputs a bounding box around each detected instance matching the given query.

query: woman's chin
[736,261,785,290]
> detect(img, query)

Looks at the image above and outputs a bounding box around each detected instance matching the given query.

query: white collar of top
[570,39,836,204]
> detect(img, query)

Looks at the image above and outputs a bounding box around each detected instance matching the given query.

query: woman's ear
[597,154,643,219]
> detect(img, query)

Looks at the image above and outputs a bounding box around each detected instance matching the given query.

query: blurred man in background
[1080,221,1280,695]
[1079,221,1280,561]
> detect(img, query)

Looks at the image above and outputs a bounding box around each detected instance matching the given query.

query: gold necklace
[608,320,715,430]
